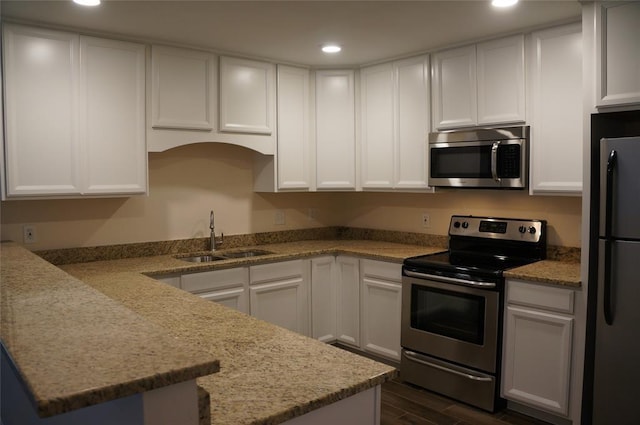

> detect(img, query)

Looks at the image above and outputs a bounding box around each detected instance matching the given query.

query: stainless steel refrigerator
[585,111,640,425]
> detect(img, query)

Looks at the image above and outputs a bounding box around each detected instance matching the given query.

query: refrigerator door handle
[604,149,617,326]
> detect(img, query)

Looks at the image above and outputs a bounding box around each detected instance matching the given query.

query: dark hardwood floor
[381,379,552,425]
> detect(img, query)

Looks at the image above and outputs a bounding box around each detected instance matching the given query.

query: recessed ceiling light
[321,44,342,54]
[73,0,101,6]
[492,0,518,7]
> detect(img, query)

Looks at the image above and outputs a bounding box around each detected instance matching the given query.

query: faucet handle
[210,210,214,229]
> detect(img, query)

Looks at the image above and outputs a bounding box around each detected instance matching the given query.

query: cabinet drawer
[360,259,401,282]
[507,280,574,314]
[250,259,305,285]
[181,267,248,293]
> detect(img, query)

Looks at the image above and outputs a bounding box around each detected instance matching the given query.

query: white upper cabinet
[477,35,526,125]
[595,1,640,108]
[253,64,312,192]
[276,65,311,190]
[395,56,431,189]
[360,56,430,190]
[529,23,583,195]
[432,35,525,130]
[315,70,356,190]
[219,56,275,135]
[147,50,275,155]
[432,45,477,129]
[2,24,147,198]
[79,36,147,195]
[3,25,81,197]
[150,45,215,131]
[360,62,395,188]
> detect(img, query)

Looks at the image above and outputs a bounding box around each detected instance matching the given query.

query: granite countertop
[3,237,581,424]
[0,242,220,418]
[505,259,581,288]
[57,240,444,425]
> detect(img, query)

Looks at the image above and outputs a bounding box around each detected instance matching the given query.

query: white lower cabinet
[325,256,403,362]
[335,256,361,347]
[249,260,311,336]
[311,256,338,343]
[360,260,402,362]
[180,267,250,314]
[154,256,403,362]
[502,279,574,417]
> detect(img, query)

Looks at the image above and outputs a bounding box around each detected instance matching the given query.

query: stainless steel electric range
[400,215,546,412]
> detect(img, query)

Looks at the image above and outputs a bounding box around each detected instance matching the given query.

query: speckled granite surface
[6,233,581,424]
[505,260,581,287]
[0,242,220,418]
[58,241,426,425]
[36,227,449,266]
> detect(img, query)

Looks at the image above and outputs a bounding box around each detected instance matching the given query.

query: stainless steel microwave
[428,126,529,189]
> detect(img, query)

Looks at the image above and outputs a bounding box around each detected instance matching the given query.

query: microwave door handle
[491,141,501,183]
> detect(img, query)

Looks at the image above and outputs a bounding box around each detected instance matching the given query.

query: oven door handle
[404,270,496,289]
[403,351,493,382]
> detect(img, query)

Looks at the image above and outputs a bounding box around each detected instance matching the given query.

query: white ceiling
[1,0,582,67]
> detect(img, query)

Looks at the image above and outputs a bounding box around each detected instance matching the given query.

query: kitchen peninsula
[2,240,413,425]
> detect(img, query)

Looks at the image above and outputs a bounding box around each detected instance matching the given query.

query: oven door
[401,271,500,373]
[429,139,526,189]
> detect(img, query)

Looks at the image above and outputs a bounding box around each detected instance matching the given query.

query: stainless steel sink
[176,249,274,263]
[177,254,228,263]
[220,249,274,258]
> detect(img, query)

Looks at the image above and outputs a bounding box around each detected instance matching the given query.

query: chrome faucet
[209,210,223,251]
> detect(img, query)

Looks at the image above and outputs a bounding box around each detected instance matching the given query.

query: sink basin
[220,249,274,258]
[178,254,227,263]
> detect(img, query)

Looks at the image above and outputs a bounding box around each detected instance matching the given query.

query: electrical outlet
[421,213,431,228]
[23,225,37,244]
[274,210,286,225]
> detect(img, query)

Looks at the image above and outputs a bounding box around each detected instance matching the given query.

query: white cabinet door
[596,2,640,107]
[529,24,583,194]
[360,56,430,191]
[179,267,250,314]
[2,24,146,198]
[3,24,81,196]
[156,275,181,289]
[502,305,573,416]
[311,256,337,343]
[477,35,525,125]
[395,55,430,189]
[432,45,477,129]
[335,256,360,347]
[277,65,311,190]
[150,45,215,131]
[219,56,274,135]
[79,36,147,195]
[315,70,356,189]
[250,260,310,336]
[201,287,248,313]
[360,63,395,189]
[360,260,402,361]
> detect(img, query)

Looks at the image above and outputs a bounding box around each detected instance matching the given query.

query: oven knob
[454,221,461,228]
[529,227,537,234]
[518,225,527,233]
[462,221,469,229]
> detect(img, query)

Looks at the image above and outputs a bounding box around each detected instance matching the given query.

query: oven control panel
[449,215,545,243]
